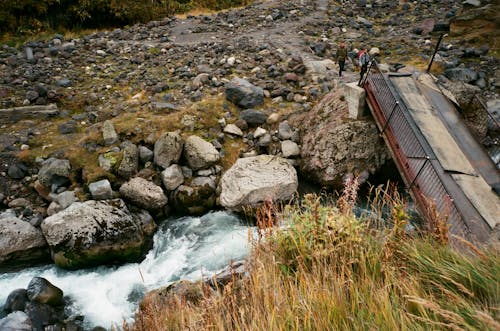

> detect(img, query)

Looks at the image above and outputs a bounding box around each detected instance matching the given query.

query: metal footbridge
[362,62,499,244]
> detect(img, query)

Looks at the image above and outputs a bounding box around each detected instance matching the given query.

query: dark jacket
[336,47,347,61]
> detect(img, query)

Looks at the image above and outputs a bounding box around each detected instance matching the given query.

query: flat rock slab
[0,104,59,124]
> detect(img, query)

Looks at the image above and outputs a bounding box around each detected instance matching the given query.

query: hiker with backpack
[335,41,348,77]
[358,47,370,86]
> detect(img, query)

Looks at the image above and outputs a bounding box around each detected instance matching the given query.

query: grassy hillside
[129,185,499,330]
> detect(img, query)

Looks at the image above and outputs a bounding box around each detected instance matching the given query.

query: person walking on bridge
[335,41,348,77]
[358,47,370,86]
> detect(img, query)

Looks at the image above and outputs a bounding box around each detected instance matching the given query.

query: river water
[0,211,253,329]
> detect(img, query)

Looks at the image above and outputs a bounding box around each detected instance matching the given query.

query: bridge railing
[362,61,470,238]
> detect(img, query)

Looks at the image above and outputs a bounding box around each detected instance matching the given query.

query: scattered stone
[225,78,264,109]
[161,164,184,191]
[7,198,30,209]
[253,127,267,139]
[54,191,76,209]
[444,68,479,83]
[119,177,168,211]
[102,120,119,146]
[183,135,220,170]
[224,124,244,137]
[278,121,294,140]
[154,132,184,169]
[117,143,139,179]
[239,109,267,125]
[89,179,113,200]
[38,158,71,188]
[138,146,154,163]
[281,140,300,158]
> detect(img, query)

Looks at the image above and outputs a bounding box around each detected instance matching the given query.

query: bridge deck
[364,65,499,243]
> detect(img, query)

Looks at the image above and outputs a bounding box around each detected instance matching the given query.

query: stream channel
[0,211,253,329]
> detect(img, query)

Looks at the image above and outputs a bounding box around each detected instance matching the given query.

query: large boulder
[40,199,156,269]
[37,158,71,189]
[119,177,168,211]
[444,67,479,83]
[154,132,184,169]
[219,155,298,210]
[26,277,63,306]
[225,78,264,109]
[0,217,50,270]
[300,89,389,187]
[184,135,220,170]
[116,143,139,179]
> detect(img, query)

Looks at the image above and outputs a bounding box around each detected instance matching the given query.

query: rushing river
[0,211,253,329]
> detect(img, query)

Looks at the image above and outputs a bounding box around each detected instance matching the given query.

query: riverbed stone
[41,199,156,269]
[0,311,32,331]
[281,140,300,158]
[26,277,63,306]
[219,155,298,210]
[184,135,220,170]
[3,289,29,313]
[119,177,168,211]
[0,217,49,270]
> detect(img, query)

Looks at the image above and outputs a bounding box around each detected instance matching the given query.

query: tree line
[0,0,252,34]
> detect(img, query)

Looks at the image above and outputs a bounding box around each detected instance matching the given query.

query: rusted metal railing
[362,61,471,238]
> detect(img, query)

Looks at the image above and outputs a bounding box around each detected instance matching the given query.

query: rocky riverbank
[1,0,499,329]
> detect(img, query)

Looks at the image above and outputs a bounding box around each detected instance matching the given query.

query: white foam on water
[0,211,252,329]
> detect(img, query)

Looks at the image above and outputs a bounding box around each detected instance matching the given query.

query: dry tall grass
[129,184,499,331]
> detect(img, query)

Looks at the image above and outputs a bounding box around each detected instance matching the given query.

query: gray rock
[41,199,156,269]
[0,217,49,269]
[154,132,184,169]
[119,177,168,211]
[239,109,267,125]
[191,176,216,190]
[46,202,62,216]
[138,146,154,163]
[26,277,63,306]
[8,198,30,209]
[444,68,479,83]
[181,166,193,178]
[117,144,139,179]
[102,120,119,146]
[224,124,244,136]
[3,289,29,313]
[55,79,71,87]
[192,73,210,89]
[89,179,113,200]
[258,133,272,147]
[253,127,267,139]
[161,165,184,191]
[38,158,71,188]
[278,121,293,140]
[281,140,300,158]
[225,78,264,109]
[172,183,216,215]
[54,190,77,209]
[463,0,481,7]
[184,135,220,170]
[8,164,26,179]
[0,311,32,331]
[219,155,298,210]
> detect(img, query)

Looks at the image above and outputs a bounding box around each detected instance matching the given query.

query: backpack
[359,52,370,66]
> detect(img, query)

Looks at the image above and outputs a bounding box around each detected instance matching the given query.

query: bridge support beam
[344,82,367,119]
